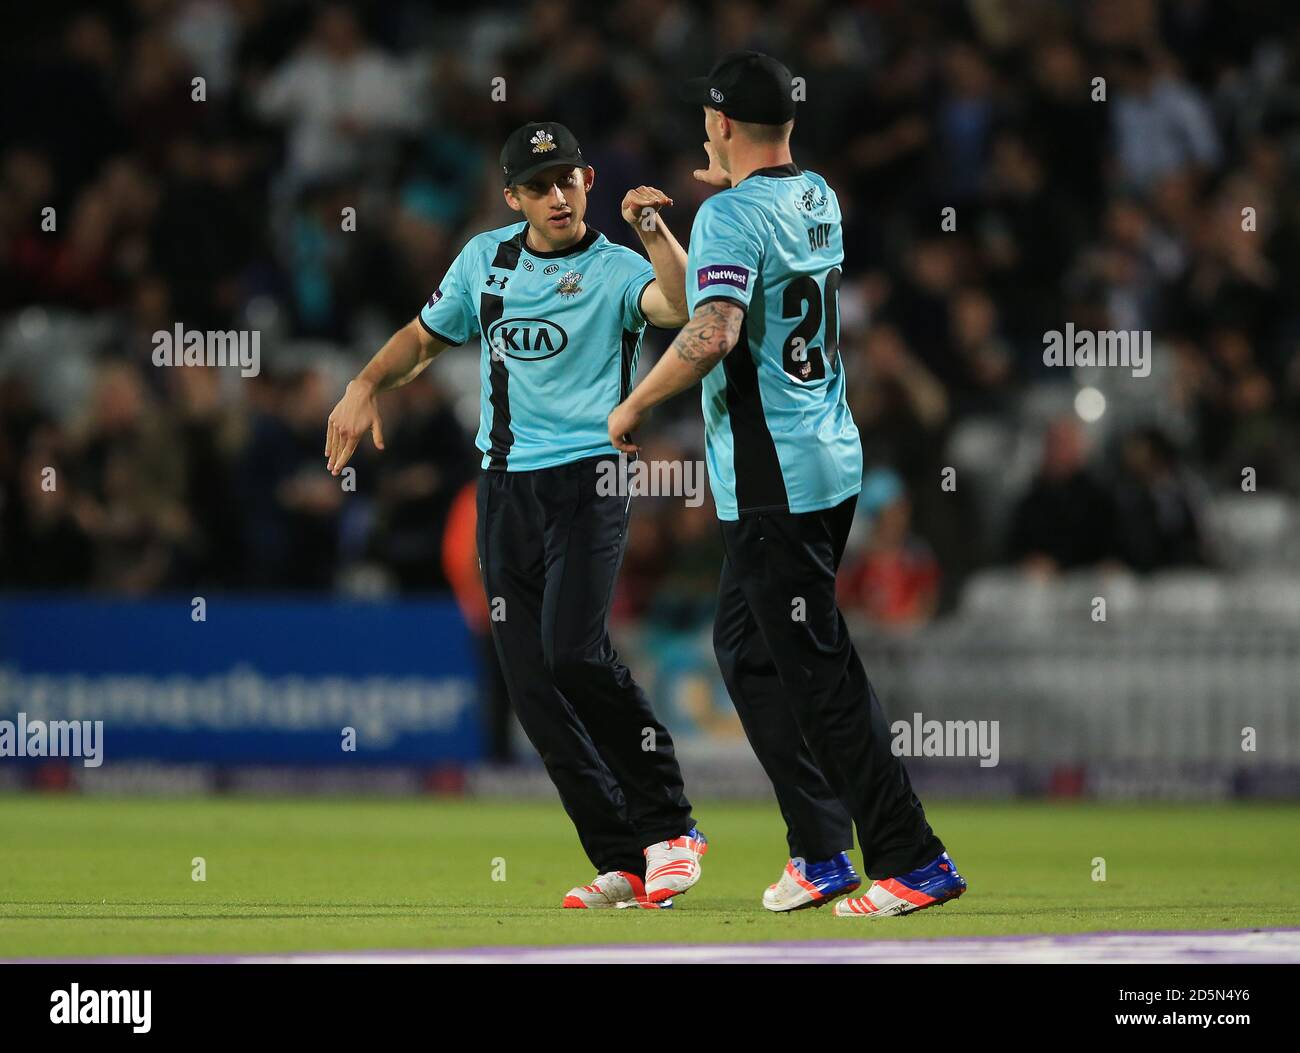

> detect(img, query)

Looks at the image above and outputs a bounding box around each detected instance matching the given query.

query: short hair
[730,118,794,144]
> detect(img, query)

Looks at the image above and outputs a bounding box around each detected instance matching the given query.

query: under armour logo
[485,275,509,289]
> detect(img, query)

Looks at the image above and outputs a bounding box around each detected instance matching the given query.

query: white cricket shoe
[643,826,708,903]
[562,870,657,909]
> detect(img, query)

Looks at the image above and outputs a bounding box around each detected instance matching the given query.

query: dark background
[2,0,1299,629]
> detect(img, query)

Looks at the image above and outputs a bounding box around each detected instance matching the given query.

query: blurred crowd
[3,0,1300,632]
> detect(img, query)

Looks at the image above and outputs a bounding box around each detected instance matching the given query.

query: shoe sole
[647,883,691,903]
[563,894,673,910]
[898,884,966,916]
[835,883,967,918]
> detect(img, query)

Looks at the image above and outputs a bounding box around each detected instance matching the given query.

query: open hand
[325,380,384,475]
[692,141,730,187]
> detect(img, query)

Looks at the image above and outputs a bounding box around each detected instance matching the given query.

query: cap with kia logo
[679,51,796,125]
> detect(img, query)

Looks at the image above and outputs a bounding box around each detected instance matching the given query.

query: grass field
[1,797,1297,959]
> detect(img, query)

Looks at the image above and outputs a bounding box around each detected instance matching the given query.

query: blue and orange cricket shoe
[763,852,862,912]
[833,851,967,918]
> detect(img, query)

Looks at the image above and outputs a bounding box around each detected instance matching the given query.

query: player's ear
[581,165,595,193]
[503,186,523,213]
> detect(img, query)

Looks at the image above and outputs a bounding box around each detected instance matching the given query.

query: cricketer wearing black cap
[608,52,960,916]
[679,50,797,125]
[325,119,710,908]
[499,121,588,187]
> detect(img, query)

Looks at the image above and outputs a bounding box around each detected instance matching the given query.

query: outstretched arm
[325,318,451,474]
[607,300,744,453]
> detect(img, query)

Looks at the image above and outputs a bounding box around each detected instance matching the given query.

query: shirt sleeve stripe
[635,276,657,325]
[418,314,461,346]
[694,294,749,312]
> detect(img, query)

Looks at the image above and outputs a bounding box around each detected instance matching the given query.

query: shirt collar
[740,162,802,183]
[522,224,601,258]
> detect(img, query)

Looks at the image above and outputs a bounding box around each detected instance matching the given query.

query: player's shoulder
[699,185,751,215]
[697,185,771,236]
[588,232,652,273]
[458,222,529,263]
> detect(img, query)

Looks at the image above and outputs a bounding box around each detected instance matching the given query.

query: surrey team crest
[556,270,583,298]
[530,128,556,154]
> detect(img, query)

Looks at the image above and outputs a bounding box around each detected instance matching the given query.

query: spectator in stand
[1108,45,1221,195]
[370,376,475,593]
[237,368,343,590]
[1,420,94,590]
[71,363,192,594]
[947,287,1014,415]
[254,3,419,191]
[1112,427,1209,572]
[1007,417,1120,576]
[0,0,1298,605]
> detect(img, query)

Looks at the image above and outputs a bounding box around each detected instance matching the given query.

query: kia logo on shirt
[487,317,569,361]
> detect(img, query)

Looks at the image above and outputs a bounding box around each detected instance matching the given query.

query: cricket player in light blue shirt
[326,121,708,909]
[609,52,966,919]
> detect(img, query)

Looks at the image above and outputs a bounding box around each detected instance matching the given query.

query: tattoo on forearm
[672,302,742,378]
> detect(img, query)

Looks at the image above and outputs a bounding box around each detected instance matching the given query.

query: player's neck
[728,146,795,187]
[525,219,587,256]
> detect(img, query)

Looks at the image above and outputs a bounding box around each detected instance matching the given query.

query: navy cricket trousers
[713,495,944,879]
[476,454,695,876]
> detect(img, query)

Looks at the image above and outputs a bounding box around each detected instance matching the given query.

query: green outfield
[1,797,1297,959]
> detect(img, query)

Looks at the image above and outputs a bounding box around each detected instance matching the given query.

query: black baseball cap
[500,122,587,186]
[680,51,796,125]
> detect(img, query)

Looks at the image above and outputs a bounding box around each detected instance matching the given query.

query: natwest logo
[697,265,749,292]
